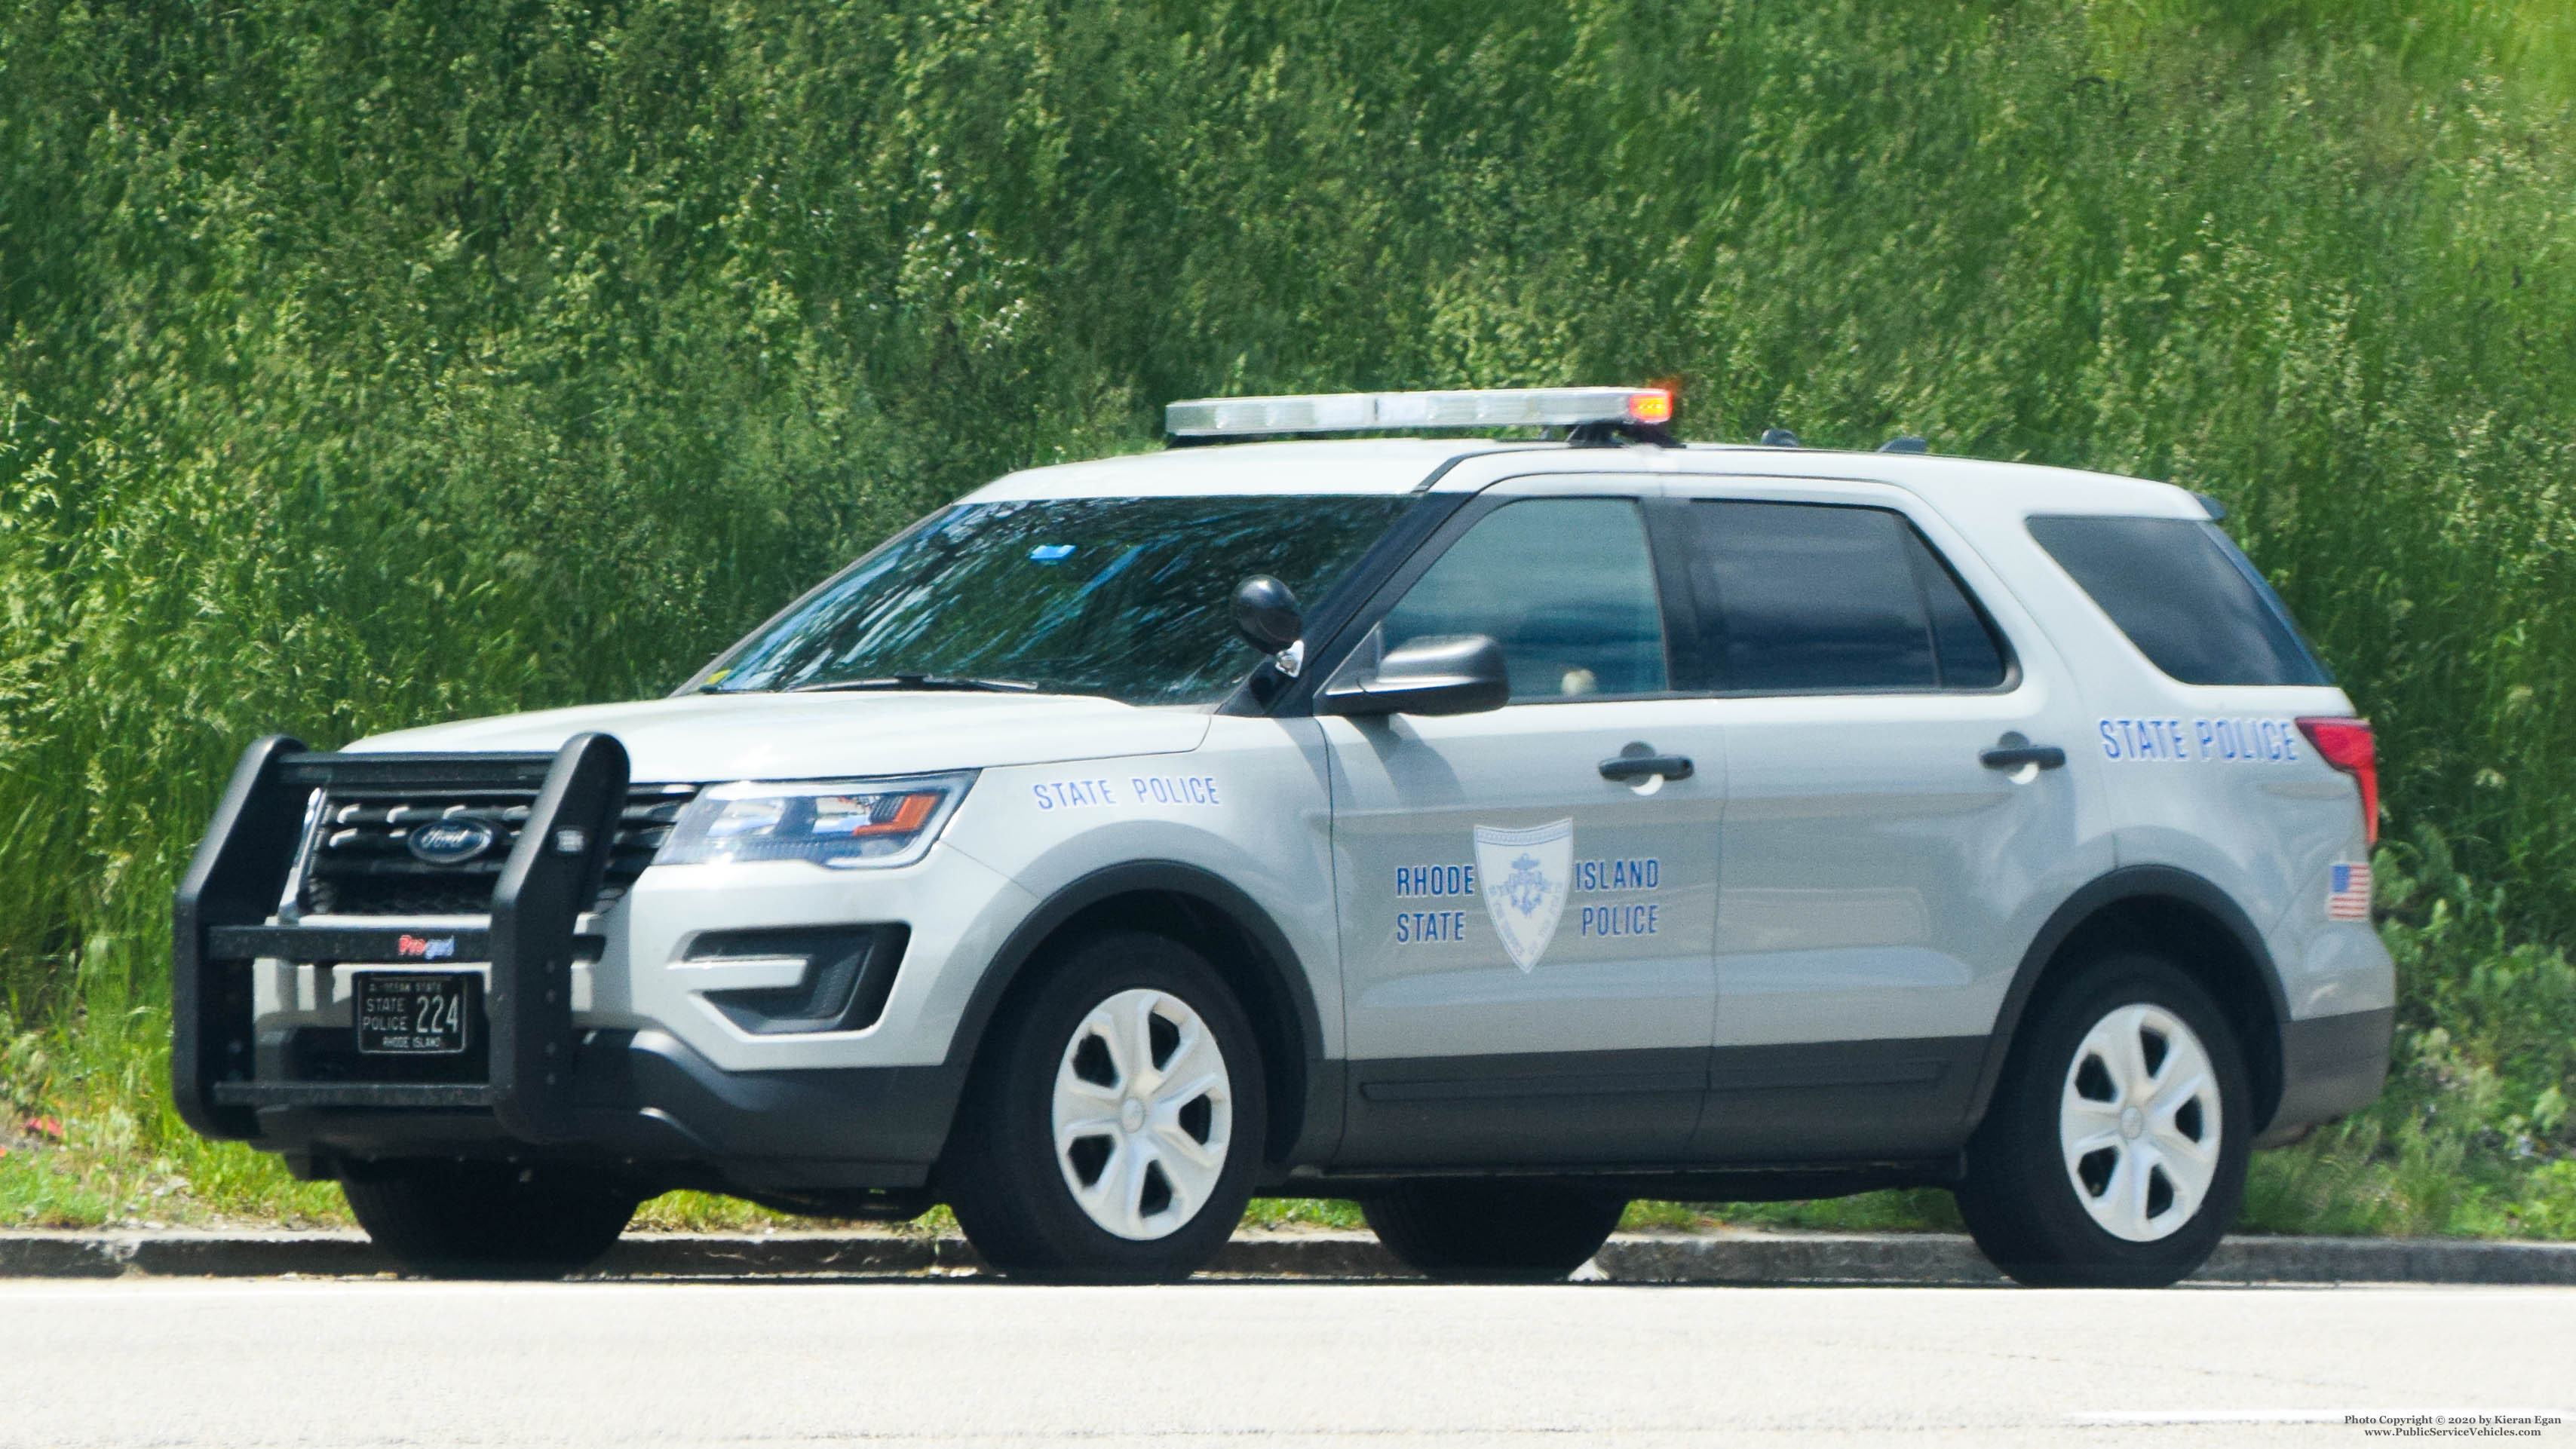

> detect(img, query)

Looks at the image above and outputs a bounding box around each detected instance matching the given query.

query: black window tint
[1906,528,2009,689]
[1383,498,1668,700]
[2027,516,2331,687]
[1682,501,2005,693]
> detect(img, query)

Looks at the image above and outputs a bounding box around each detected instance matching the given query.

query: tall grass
[2,1,2572,1229]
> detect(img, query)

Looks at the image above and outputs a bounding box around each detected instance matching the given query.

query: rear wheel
[1957,951,2251,1287]
[944,931,1265,1282]
[342,1163,639,1279]
[1363,1182,1625,1282]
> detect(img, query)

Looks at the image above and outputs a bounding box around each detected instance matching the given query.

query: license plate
[356,973,474,1055]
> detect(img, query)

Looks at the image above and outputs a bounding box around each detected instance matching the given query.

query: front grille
[298,783,700,917]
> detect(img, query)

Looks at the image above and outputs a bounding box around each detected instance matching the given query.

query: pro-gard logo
[406,818,498,866]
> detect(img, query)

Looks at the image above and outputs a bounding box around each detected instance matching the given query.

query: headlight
[656,773,974,869]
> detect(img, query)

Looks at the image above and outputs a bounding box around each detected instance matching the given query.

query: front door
[1320,483,1724,1167]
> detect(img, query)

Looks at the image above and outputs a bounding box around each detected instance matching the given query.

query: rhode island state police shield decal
[1474,819,1574,973]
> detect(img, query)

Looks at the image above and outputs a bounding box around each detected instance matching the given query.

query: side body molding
[944,859,1339,1169]
[1966,865,2292,1134]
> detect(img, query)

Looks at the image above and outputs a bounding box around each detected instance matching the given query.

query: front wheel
[342,1163,639,1279]
[1363,1182,1626,1282]
[944,931,1266,1282]
[1957,951,2252,1288]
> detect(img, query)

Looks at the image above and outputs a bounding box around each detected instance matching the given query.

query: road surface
[4,1277,2568,1445]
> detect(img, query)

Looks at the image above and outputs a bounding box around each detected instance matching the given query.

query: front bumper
[247,1025,961,1198]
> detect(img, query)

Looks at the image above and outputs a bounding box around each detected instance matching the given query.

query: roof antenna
[1759,427,1800,448]
[1878,435,1929,453]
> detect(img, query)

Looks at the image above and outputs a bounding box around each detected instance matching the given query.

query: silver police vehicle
[173,387,2392,1285]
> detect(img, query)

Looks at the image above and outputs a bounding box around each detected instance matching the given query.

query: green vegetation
[3,1,2571,1236]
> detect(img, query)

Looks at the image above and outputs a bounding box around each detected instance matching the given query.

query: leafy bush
[2241,828,2576,1237]
[3,2,2574,1235]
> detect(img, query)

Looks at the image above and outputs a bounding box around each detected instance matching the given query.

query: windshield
[697,495,1414,705]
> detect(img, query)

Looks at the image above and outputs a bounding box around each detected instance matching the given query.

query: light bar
[1165,387,1673,438]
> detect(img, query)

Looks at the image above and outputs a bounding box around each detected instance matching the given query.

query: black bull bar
[172,733,630,1146]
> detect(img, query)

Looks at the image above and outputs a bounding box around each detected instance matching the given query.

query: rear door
[1319,477,1725,1167]
[1655,476,2114,1162]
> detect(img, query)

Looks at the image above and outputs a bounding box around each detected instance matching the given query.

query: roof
[1662,444,2204,520]
[964,439,1541,501]
[964,437,2203,521]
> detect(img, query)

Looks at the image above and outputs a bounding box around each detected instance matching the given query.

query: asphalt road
[5,1278,2569,1447]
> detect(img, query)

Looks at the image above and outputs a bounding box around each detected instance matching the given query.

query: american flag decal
[2328,862,2373,921]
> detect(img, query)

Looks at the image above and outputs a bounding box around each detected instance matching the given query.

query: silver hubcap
[2059,1003,2223,1242]
[1050,988,1234,1241]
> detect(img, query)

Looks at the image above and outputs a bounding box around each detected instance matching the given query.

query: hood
[348,692,1213,783]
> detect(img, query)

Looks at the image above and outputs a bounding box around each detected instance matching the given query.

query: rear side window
[2027,516,2331,687]
[1677,501,2010,694]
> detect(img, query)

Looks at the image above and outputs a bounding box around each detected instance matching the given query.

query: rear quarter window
[2026,515,2331,687]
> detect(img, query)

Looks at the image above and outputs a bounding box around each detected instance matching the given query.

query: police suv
[173,387,2392,1286]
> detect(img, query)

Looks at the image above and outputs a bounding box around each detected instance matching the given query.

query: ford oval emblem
[406,818,498,866]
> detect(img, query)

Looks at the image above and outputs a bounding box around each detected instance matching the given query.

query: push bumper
[173,735,964,1203]
[176,734,633,1145]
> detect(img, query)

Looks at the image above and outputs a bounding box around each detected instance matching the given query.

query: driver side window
[1381,498,1669,701]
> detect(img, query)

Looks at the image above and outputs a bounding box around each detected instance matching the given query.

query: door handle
[1599,746,1694,783]
[1980,737,2067,770]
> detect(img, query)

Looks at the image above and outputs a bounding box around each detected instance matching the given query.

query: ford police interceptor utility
[172,387,2393,1286]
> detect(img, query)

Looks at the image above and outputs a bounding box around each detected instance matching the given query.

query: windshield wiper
[783,673,1042,695]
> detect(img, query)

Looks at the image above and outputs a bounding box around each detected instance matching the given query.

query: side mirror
[1321,634,1510,717]
[1231,576,1304,661]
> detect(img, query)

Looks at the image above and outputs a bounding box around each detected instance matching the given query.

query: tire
[1957,950,2252,1288]
[944,930,1266,1282]
[342,1163,639,1279]
[1363,1182,1626,1282]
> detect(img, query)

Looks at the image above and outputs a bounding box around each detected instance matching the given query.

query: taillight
[2297,717,2378,845]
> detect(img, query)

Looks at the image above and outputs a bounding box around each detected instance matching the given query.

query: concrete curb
[1599,1232,2576,1286]
[5,1228,2573,1284]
